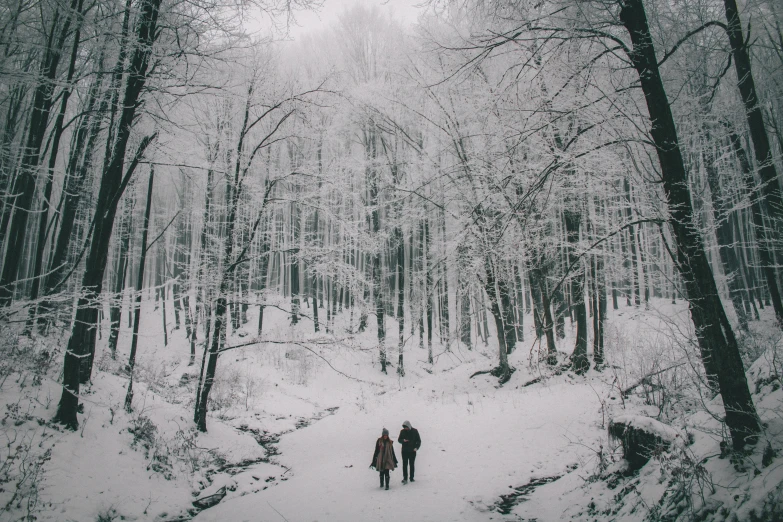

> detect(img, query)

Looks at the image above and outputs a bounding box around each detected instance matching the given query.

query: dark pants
[379,470,389,486]
[402,451,416,480]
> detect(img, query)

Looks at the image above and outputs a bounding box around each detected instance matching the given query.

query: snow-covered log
[609,415,684,470]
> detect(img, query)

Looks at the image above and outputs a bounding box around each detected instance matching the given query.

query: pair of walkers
[370,421,421,490]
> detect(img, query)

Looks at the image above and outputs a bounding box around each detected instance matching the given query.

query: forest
[1,0,782,519]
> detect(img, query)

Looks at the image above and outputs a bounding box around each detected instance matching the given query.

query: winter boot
[402,478,408,484]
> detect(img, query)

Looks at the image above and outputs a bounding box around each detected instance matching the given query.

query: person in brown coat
[370,428,398,490]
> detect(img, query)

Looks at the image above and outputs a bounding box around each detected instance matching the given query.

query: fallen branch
[469,369,492,379]
[521,376,542,387]
[622,362,686,396]
[469,365,516,385]
[217,337,378,385]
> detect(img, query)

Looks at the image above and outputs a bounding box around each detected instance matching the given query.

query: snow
[1,295,782,521]
[611,414,685,445]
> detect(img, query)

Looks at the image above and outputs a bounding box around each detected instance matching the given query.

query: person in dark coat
[398,420,421,484]
[370,428,398,490]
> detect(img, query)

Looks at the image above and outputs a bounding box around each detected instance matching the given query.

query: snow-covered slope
[1,296,781,521]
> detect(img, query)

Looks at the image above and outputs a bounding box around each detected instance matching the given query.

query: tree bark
[396,226,405,376]
[564,207,589,374]
[54,0,161,429]
[704,134,749,330]
[107,195,133,356]
[125,166,155,412]
[723,0,783,271]
[726,129,783,324]
[25,4,84,327]
[619,0,760,448]
[0,0,80,305]
[484,255,513,383]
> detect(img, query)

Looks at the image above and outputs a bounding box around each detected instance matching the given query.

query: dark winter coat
[371,438,398,471]
[398,428,421,454]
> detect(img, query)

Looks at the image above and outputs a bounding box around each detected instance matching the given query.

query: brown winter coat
[371,438,398,471]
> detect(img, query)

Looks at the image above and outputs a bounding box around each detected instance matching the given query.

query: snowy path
[194,370,607,522]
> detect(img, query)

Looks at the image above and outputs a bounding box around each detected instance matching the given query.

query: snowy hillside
[1,295,781,521]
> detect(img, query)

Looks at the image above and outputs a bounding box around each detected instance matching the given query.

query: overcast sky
[285,0,426,38]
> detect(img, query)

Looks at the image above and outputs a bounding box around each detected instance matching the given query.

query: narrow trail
[193,375,608,522]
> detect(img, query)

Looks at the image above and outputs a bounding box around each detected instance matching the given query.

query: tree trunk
[624,179,641,307]
[528,268,545,340]
[514,264,525,343]
[498,273,517,354]
[54,0,161,429]
[704,134,749,330]
[723,0,783,270]
[40,72,107,308]
[459,280,472,350]
[25,6,84,327]
[0,0,80,305]
[619,0,760,449]
[425,219,433,363]
[107,195,133,356]
[484,256,513,383]
[564,207,589,374]
[396,226,405,376]
[125,166,154,412]
[726,129,783,324]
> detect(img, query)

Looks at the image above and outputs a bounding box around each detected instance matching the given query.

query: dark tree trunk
[184,295,195,365]
[418,222,425,350]
[514,264,525,343]
[564,208,589,374]
[0,85,26,222]
[498,271,517,354]
[528,268,545,340]
[619,206,632,306]
[726,129,783,324]
[107,195,133,356]
[367,126,386,372]
[25,6,84,327]
[0,0,80,305]
[125,167,154,412]
[624,179,641,307]
[54,0,161,429]
[161,250,169,346]
[41,72,107,307]
[592,252,606,366]
[425,219,433,363]
[396,227,405,376]
[440,210,450,344]
[195,93,279,432]
[291,249,300,325]
[704,134,749,330]
[330,276,338,331]
[552,284,567,339]
[619,0,761,449]
[484,256,513,383]
[311,273,320,332]
[723,0,783,268]
[459,280,472,350]
[257,214,270,336]
[196,295,225,432]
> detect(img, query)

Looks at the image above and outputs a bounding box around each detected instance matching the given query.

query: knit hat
[382,428,389,436]
[402,421,412,429]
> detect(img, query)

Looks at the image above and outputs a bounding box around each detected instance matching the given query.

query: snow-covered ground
[1,294,781,521]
